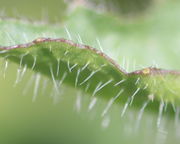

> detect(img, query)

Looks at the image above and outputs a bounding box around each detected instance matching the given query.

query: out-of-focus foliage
[0,0,67,22]
[0,0,180,144]
[86,0,153,16]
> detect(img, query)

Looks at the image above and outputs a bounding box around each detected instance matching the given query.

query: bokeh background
[0,0,180,144]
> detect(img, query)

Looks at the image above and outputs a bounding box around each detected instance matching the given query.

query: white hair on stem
[32,73,41,102]
[101,89,124,117]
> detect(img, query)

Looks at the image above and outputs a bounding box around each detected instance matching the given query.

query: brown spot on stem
[142,68,150,75]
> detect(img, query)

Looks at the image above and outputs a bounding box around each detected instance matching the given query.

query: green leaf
[1,1,180,110]
[0,37,180,113]
[1,1,180,144]
[0,38,126,101]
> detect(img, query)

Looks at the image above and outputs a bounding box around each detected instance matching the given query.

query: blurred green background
[0,0,66,22]
[0,0,180,144]
[0,0,154,21]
